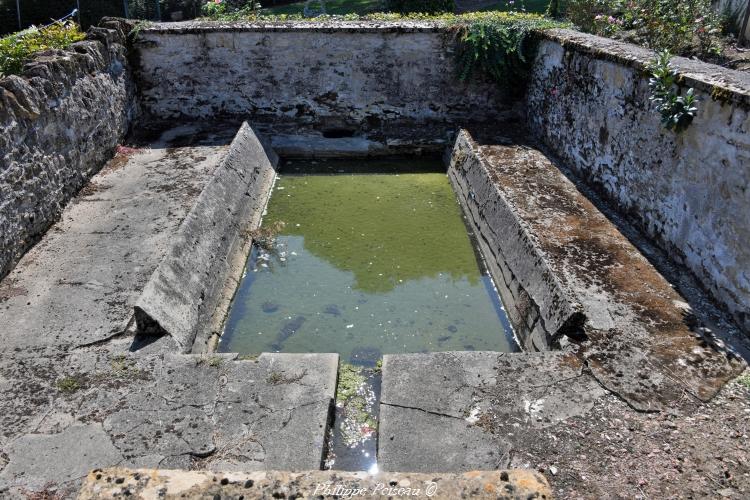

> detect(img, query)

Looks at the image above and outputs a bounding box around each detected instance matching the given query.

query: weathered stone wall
[134,21,511,150]
[0,19,137,279]
[527,29,750,334]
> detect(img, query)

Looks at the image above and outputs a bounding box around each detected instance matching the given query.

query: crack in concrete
[74,316,134,349]
[380,401,466,421]
[580,358,660,414]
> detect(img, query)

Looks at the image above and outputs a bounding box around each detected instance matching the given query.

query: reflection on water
[219,160,518,359]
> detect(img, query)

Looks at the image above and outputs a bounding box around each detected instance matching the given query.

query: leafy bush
[648,50,698,133]
[450,12,568,91]
[202,0,228,16]
[565,0,619,33]
[0,21,85,77]
[624,0,722,56]
[386,0,454,14]
[565,0,723,58]
[201,0,261,16]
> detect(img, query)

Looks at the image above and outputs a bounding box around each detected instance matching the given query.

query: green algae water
[218,159,518,362]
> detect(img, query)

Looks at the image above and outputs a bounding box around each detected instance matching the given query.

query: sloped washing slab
[133,122,279,353]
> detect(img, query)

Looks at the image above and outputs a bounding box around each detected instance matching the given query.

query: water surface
[219,159,518,361]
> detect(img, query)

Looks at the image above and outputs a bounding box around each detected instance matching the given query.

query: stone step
[78,467,552,499]
[0,353,338,495]
[377,351,605,473]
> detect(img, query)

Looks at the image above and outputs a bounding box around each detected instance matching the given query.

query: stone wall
[0,19,137,279]
[527,29,750,333]
[134,21,511,150]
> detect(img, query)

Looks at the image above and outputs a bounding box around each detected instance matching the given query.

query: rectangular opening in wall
[217,158,519,361]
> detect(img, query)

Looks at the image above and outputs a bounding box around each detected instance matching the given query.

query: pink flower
[116,145,140,156]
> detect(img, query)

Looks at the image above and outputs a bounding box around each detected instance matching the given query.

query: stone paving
[0,124,337,498]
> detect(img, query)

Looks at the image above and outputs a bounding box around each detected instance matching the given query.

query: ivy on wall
[449,12,568,93]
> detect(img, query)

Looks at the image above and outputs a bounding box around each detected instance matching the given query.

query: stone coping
[138,19,444,34]
[77,468,552,499]
[543,28,750,107]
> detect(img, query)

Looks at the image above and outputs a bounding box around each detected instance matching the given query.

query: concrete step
[377,351,604,473]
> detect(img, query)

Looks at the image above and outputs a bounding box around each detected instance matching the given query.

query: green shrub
[564,0,723,58]
[623,0,722,57]
[648,50,698,133]
[201,0,261,17]
[386,0,454,14]
[0,21,85,77]
[565,0,620,34]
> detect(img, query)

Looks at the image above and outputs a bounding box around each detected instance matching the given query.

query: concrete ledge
[78,467,552,499]
[0,352,338,493]
[134,122,278,353]
[449,130,744,410]
[271,134,390,158]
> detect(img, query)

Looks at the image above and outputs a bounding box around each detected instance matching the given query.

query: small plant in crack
[56,375,82,394]
[103,355,148,382]
[111,354,131,375]
[246,220,286,251]
[648,50,698,133]
[736,372,750,389]
[267,369,307,384]
[196,355,224,368]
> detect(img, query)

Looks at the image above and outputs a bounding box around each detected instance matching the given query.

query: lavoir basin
[218,159,519,360]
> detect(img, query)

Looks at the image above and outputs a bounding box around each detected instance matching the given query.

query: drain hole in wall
[322,128,356,138]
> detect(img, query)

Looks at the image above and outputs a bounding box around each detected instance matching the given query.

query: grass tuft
[0,21,85,77]
[56,375,82,394]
